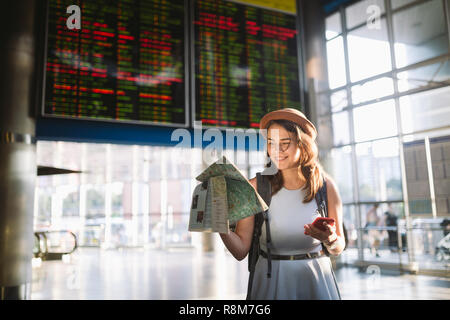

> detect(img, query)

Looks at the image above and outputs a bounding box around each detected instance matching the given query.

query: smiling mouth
[276,156,288,162]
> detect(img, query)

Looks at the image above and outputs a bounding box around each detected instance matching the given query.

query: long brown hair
[264,119,324,203]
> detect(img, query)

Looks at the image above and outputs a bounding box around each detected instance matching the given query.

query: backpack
[246,171,347,300]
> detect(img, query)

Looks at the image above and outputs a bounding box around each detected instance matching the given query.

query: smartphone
[312,217,335,231]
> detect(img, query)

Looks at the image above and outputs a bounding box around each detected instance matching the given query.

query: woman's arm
[219,177,256,261]
[323,175,345,255]
[304,175,345,256]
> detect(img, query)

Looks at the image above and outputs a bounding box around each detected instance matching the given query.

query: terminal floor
[31,247,450,300]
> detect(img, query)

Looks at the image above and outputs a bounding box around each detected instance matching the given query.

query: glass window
[35,142,202,248]
[58,142,82,172]
[149,180,163,244]
[393,0,449,68]
[148,147,162,181]
[353,99,398,142]
[346,0,385,30]
[37,175,52,189]
[351,77,394,104]
[110,182,132,247]
[111,222,128,247]
[36,188,52,228]
[136,182,150,244]
[403,140,432,214]
[326,12,342,40]
[111,144,133,182]
[326,36,347,89]
[347,18,392,82]
[166,179,192,245]
[356,138,403,202]
[430,136,450,216]
[403,128,450,144]
[169,147,194,179]
[111,182,124,217]
[84,143,107,184]
[391,0,416,10]
[62,190,79,217]
[37,141,55,167]
[167,147,188,180]
[397,59,450,92]
[86,185,105,219]
[166,180,185,215]
[399,86,450,134]
[330,89,348,113]
[330,146,354,203]
[332,111,351,146]
[343,205,357,248]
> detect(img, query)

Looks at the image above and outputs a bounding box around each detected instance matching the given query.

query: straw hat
[259,108,317,141]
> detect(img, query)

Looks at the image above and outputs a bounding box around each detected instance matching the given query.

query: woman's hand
[304,221,338,246]
[303,176,345,256]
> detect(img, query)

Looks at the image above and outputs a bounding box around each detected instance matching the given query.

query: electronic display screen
[193,0,302,128]
[43,0,188,127]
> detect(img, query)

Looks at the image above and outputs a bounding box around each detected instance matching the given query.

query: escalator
[33,230,78,261]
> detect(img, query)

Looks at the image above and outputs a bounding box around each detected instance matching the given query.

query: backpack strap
[315,177,330,256]
[314,177,327,218]
[258,173,273,279]
[246,172,272,299]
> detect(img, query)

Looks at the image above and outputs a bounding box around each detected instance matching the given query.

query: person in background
[365,204,381,257]
[384,203,398,253]
[440,218,450,237]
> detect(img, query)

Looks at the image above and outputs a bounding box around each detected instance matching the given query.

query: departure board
[193,0,302,128]
[43,0,187,127]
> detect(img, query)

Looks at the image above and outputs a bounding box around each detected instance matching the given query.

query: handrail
[346,224,450,271]
[33,233,42,258]
[359,226,449,232]
[66,231,78,254]
[33,230,78,260]
[33,232,49,258]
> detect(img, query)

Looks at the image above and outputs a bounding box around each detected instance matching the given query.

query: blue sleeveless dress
[249,186,341,300]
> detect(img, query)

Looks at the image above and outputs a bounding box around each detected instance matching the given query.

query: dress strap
[257,173,273,278]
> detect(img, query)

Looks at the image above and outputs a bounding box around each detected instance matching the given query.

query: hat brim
[259,109,317,141]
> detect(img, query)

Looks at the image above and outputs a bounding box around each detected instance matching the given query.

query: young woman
[219,108,344,300]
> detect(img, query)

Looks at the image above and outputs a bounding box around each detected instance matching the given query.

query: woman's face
[267,123,301,171]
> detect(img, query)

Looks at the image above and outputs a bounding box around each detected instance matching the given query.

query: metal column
[0,0,38,299]
[298,0,332,122]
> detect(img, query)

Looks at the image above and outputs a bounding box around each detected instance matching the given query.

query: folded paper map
[188,156,269,233]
